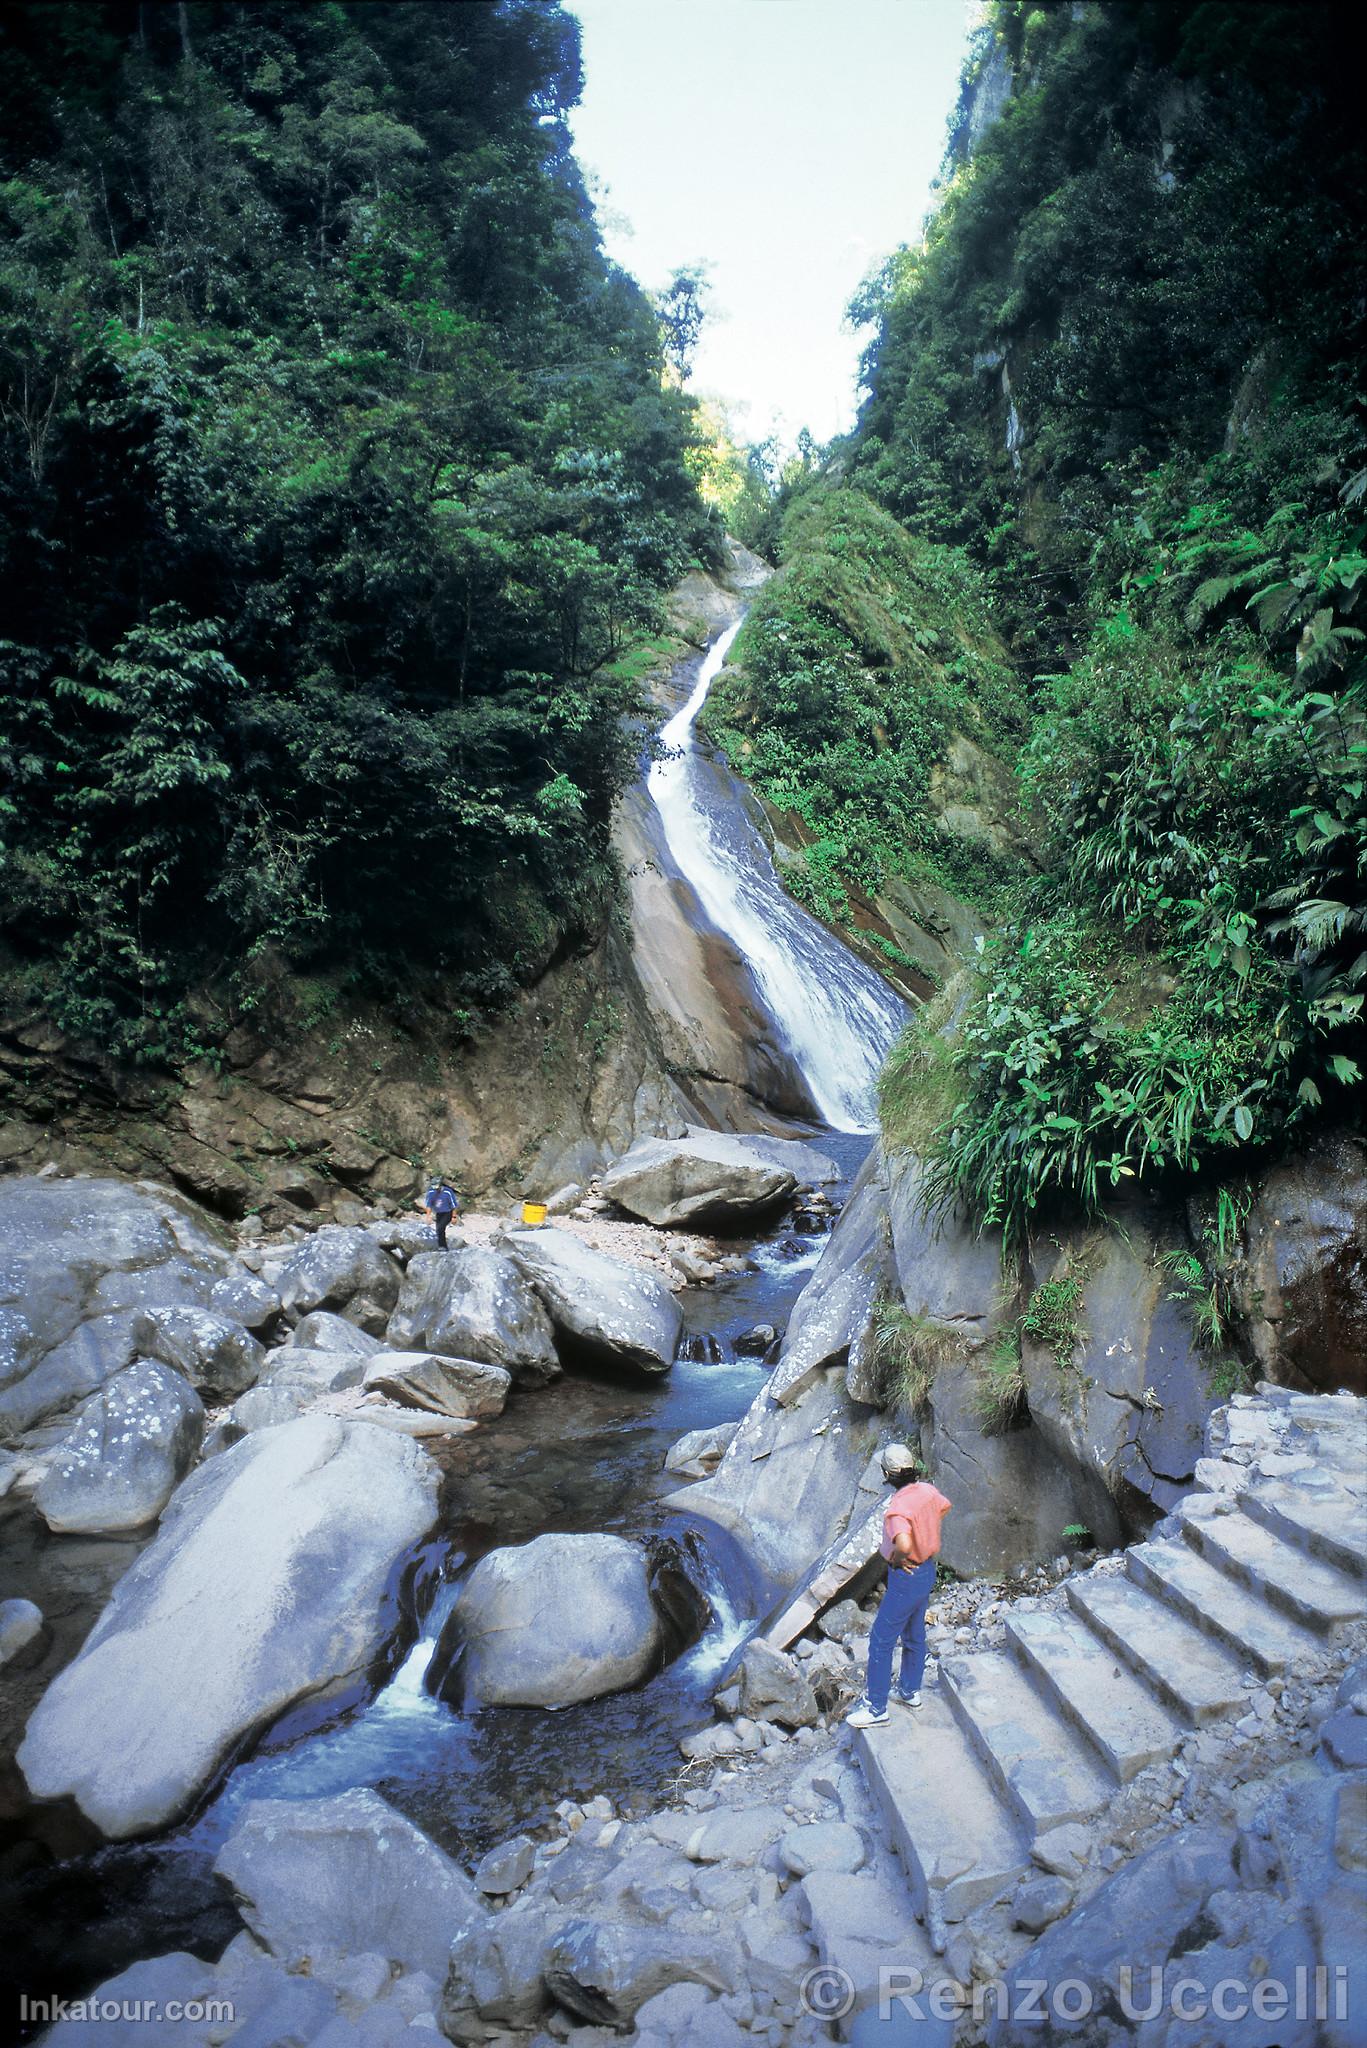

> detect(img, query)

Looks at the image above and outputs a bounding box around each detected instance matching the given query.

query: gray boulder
[0,1310,143,1436]
[780,1821,866,1876]
[226,1349,369,1434]
[289,1310,378,1358]
[0,1597,45,1670]
[544,1917,734,2029]
[18,1415,438,1836]
[362,1351,511,1419]
[434,1532,665,1708]
[442,1902,562,2039]
[601,1132,798,1228]
[215,1789,482,1978]
[209,1268,282,1330]
[664,1421,739,1480]
[502,1228,681,1376]
[0,1176,232,1435]
[275,1227,402,1320]
[33,1360,204,1533]
[736,1639,819,1728]
[475,1834,537,1895]
[136,1304,266,1398]
[387,1248,559,1385]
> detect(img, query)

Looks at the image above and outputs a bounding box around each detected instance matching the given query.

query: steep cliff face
[0,546,825,1223]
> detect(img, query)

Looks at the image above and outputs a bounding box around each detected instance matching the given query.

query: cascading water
[648,619,907,1131]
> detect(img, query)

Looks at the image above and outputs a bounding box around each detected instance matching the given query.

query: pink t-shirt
[880,1481,952,1564]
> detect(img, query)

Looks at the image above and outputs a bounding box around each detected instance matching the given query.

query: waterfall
[647,620,908,1132]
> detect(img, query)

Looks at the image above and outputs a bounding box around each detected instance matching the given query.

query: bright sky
[567,0,974,453]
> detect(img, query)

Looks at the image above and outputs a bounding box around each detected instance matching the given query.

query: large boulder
[0,1310,144,1437]
[362,1351,511,1419]
[135,1304,266,1398]
[432,1532,667,1708]
[215,1789,483,1979]
[387,1248,560,1385]
[17,1414,438,1837]
[287,1309,378,1358]
[601,1132,799,1228]
[274,1227,402,1323]
[502,1228,681,1376]
[32,1359,204,1534]
[1243,1132,1367,1395]
[0,1176,232,1435]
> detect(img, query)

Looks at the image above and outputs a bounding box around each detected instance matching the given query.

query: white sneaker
[893,1686,923,1709]
[846,1697,890,1728]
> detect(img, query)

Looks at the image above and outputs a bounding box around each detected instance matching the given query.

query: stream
[2,617,908,2017]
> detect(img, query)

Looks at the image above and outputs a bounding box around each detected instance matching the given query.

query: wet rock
[135,1304,266,1398]
[362,1351,511,1419]
[18,1415,439,1837]
[503,1227,681,1377]
[434,1532,666,1709]
[736,1639,819,1728]
[734,1324,777,1357]
[386,1248,559,1384]
[216,1788,481,1978]
[33,1359,204,1533]
[664,1421,739,1480]
[476,1834,538,1895]
[0,1597,45,1670]
[601,1133,798,1229]
[275,1226,402,1321]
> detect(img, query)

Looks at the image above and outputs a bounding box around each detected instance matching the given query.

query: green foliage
[1018,1268,1087,1368]
[0,0,718,1062]
[705,488,1024,930]
[868,1300,964,1415]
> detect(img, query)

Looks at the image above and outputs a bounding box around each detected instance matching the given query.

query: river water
[2,615,907,2014]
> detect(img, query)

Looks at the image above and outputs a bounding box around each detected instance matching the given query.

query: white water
[647,619,908,1131]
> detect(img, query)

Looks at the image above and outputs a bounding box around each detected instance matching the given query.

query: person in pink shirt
[847,1443,951,1728]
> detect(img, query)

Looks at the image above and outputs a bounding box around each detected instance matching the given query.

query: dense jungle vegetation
[716,0,1366,1254]
[0,0,719,1060]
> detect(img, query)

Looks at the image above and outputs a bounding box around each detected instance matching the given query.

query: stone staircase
[852,1388,1367,1945]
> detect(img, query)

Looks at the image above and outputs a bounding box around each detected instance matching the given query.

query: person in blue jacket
[423,1177,461,1248]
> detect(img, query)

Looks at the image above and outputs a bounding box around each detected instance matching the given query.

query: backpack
[428,1184,456,1215]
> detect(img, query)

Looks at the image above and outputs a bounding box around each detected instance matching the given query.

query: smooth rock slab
[33,1359,204,1534]
[215,1789,482,1979]
[362,1351,510,1419]
[18,1415,438,1837]
[434,1532,666,1708]
[503,1227,681,1376]
[601,1132,797,1228]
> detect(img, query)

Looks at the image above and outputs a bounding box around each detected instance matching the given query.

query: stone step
[1065,1573,1246,1723]
[852,1693,1028,1926]
[1175,1497,1364,1636]
[939,1650,1113,1835]
[1238,1481,1367,1581]
[1126,1539,1323,1677]
[1004,1608,1184,1781]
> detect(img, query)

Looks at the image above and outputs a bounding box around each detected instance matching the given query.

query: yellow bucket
[521,1201,548,1227]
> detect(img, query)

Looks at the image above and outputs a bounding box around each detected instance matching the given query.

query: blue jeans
[865,1557,935,1712]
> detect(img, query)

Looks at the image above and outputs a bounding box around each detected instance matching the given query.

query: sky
[567,0,975,453]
